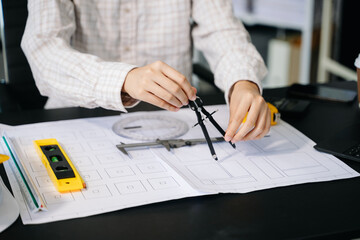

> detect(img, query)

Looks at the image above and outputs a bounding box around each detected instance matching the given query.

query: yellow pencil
[0,154,10,164]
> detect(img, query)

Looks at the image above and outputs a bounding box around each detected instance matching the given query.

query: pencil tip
[213,154,218,160]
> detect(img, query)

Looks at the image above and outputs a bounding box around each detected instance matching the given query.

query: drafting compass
[188,97,236,160]
[112,114,189,141]
[114,98,235,160]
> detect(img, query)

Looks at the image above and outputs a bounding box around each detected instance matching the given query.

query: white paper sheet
[2,105,359,224]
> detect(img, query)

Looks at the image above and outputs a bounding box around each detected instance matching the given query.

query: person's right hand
[122,61,197,112]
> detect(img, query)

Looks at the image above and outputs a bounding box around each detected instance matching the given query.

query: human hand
[224,81,271,142]
[122,61,197,112]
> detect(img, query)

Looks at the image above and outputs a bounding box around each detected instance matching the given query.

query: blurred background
[0,0,360,113]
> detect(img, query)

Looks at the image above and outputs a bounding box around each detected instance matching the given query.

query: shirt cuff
[214,52,267,105]
[121,92,140,109]
[95,62,137,112]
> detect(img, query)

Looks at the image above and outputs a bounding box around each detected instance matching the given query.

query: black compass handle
[194,108,218,160]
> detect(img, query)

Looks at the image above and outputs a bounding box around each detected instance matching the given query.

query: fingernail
[225,135,232,142]
[191,95,196,101]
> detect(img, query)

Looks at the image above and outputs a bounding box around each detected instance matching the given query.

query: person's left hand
[224,80,271,143]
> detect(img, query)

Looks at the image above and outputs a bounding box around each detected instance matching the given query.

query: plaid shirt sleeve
[192,0,268,104]
[21,0,137,112]
[21,0,266,110]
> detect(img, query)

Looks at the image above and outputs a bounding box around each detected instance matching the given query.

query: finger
[254,110,271,140]
[224,104,250,142]
[152,72,189,106]
[158,62,196,101]
[243,107,270,141]
[141,91,180,112]
[232,105,260,142]
[192,87,197,95]
[145,81,183,108]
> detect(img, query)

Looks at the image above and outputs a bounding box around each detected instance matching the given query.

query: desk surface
[1,83,360,240]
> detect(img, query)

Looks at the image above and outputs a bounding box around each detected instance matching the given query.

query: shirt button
[124,46,131,52]
[124,8,130,13]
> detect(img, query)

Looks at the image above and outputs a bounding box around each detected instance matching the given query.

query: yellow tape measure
[267,102,280,126]
[243,102,280,126]
[34,139,85,193]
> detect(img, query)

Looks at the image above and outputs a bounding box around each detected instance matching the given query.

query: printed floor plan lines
[1,105,358,224]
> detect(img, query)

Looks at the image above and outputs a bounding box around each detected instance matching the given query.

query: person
[21,0,270,143]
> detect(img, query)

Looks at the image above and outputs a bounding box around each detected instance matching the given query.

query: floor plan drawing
[1,105,358,224]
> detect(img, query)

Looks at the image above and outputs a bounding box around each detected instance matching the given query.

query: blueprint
[1,105,358,224]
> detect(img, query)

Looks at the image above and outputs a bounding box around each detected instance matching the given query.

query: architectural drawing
[1,105,358,224]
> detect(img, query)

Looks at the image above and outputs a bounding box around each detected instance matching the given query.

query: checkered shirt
[21,0,267,111]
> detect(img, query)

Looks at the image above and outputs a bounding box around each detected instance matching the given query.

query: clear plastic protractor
[112,114,189,141]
